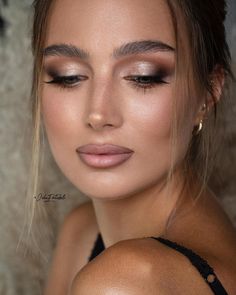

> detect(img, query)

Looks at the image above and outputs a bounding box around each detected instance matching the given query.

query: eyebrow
[43,40,175,60]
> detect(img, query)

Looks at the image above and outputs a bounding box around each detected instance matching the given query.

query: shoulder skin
[69,237,218,295]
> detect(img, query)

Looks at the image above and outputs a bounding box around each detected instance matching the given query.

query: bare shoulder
[43,200,97,295]
[71,237,235,295]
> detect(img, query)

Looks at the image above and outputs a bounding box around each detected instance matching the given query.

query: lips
[76,144,133,155]
[76,144,134,168]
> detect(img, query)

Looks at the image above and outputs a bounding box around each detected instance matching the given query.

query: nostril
[87,113,113,130]
[88,122,114,131]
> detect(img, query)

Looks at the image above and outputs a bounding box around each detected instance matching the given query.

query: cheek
[128,88,193,171]
[40,87,87,177]
[129,88,173,147]
[41,88,82,142]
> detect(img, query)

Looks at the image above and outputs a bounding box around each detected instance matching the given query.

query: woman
[27,0,236,294]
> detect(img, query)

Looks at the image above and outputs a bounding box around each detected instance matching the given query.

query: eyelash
[124,75,168,93]
[44,75,87,89]
[44,74,169,93]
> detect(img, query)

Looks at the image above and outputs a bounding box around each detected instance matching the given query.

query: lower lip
[78,152,133,168]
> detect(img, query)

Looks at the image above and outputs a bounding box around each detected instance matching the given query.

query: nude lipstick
[76,144,134,168]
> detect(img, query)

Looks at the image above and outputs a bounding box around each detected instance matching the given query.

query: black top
[88,233,228,295]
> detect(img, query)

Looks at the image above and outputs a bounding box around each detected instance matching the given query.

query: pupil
[140,77,150,83]
[67,77,77,83]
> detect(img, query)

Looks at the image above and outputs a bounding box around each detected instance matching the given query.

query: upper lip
[76,144,134,155]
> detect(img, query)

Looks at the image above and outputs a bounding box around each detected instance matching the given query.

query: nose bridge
[85,74,122,130]
[91,76,113,108]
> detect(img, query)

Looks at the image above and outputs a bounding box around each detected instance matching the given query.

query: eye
[124,75,169,93]
[44,75,88,89]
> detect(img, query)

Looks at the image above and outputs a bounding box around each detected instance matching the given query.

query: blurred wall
[0,1,235,295]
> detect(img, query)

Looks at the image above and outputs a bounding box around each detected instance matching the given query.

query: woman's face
[41,0,196,199]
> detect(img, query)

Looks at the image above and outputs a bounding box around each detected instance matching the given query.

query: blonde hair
[17,0,54,256]
[18,0,234,252]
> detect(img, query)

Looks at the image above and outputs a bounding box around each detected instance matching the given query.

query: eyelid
[118,57,174,73]
[42,61,92,77]
[123,66,173,78]
[44,68,82,78]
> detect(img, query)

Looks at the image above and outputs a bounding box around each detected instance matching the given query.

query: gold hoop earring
[192,119,203,136]
[197,120,203,133]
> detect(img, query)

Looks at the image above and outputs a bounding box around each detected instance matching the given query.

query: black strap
[151,236,228,295]
[88,233,228,295]
[88,233,105,261]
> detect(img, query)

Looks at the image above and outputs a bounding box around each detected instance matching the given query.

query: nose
[85,81,123,131]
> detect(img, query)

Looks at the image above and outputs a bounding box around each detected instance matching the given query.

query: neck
[91,169,190,248]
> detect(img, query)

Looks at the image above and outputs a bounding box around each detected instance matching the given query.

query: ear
[194,65,225,126]
[207,64,225,108]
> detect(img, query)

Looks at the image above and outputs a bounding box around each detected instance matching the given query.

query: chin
[75,176,162,202]
[77,185,134,201]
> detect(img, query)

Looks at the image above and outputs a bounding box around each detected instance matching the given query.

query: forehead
[46,0,175,58]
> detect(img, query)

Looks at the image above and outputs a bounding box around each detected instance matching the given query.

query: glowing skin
[41,0,199,247]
